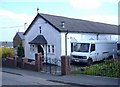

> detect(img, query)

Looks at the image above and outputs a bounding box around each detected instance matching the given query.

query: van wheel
[87,59,93,66]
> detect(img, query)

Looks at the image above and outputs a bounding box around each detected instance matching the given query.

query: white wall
[99,34,119,41]
[24,17,61,60]
[61,33,119,56]
[61,33,97,56]
[24,16,119,60]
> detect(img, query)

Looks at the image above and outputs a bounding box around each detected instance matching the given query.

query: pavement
[2,67,120,87]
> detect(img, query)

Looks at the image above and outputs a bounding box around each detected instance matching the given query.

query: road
[2,71,84,87]
[2,71,66,85]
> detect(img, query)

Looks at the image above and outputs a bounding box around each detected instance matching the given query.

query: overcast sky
[0,0,119,41]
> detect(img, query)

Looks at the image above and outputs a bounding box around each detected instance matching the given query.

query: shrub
[0,47,14,58]
[17,44,24,58]
[0,48,2,58]
[71,60,120,78]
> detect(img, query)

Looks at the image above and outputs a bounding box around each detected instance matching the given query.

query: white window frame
[48,45,50,53]
[52,45,55,53]
[30,44,34,51]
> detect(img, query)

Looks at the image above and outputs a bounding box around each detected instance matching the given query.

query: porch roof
[29,35,47,44]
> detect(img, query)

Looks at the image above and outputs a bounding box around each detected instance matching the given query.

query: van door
[90,44,97,61]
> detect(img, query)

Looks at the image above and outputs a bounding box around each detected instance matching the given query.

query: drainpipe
[46,44,47,64]
[65,31,69,56]
[97,33,99,40]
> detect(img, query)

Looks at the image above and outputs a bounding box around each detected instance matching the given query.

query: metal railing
[42,57,61,75]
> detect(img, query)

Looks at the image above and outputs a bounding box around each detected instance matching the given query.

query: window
[52,45,54,53]
[39,26,41,34]
[30,45,34,51]
[48,45,50,53]
[71,43,76,52]
[74,43,90,52]
[117,44,120,50]
[90,44,95,52]
[71,43,73,52]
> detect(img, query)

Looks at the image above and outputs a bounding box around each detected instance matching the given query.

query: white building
[23,13,119,61]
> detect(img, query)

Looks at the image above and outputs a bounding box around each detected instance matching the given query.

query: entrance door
[38,45,44,55]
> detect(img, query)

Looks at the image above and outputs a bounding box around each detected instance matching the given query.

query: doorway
[38,45,44,55]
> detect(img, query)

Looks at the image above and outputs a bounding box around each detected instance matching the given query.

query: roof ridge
[24,13,118,35]
[39,13,117,26]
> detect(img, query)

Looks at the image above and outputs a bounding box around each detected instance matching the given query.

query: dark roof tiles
[40,13,118,34]
[17,32,24,40]
[24,13,118,35]
[29,35,47,44]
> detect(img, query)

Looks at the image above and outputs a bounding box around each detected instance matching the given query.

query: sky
[0,0,119,41]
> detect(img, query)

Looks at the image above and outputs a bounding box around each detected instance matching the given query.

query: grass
[71,59,120,78]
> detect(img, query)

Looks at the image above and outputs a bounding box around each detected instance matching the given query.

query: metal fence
[42,57,61,75]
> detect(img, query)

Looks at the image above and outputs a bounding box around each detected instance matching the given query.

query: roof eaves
[60,31,118,35]
[38,13,61,32]
[24,13,62,35]
[23,14,39,35]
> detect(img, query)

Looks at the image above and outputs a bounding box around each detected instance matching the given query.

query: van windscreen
[74,43,90,52]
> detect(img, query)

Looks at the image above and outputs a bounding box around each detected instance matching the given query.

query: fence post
[61,56,70,75]
[22,58,28,68]
[13,56,17,67]
[39,53,43,70]
[35,53,43,71]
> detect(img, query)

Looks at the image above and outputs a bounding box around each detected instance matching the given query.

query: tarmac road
[2,71,85,87]
[2,67,119,87]
[2,71,65,85]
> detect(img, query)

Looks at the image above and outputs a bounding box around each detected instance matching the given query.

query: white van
[70,40,117,65]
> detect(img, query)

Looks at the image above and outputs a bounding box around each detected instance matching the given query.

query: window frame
[117,44,120,50]
[90,44,95,52]
[48,45,50,53]
[30,44,34,51]
[52,45,55,53]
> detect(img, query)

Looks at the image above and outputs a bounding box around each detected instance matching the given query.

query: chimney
[37,8,39,14]
[61,21,65,29]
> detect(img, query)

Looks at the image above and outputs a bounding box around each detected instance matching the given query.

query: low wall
[22,53,43,72]
[2,57,17,68]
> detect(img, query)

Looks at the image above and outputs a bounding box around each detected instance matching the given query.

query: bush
[0,47,14,58]
[71,60,120,78]
[17,44,24,58]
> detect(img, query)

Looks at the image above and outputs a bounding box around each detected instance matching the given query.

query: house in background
[13,32,25,55]
[22,13,119,62]
[13,32,25,48]
[0,41,13,48]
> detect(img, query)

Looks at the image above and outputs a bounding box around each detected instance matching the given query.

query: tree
[17,44,24,58]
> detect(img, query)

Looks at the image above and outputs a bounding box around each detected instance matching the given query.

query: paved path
[2,67,120,87]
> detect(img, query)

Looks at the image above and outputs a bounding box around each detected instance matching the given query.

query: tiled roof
[17,32,24,40]
[24,13,118,35]
[29,35,47,44]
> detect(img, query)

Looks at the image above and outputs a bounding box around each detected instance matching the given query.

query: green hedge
[71,60,120,78]
[17,44,24,57]
[0,47,14,58]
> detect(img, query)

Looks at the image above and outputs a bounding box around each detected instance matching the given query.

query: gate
[42,57,61,75]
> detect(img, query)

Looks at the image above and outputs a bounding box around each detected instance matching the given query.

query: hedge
[0,47,14,58]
